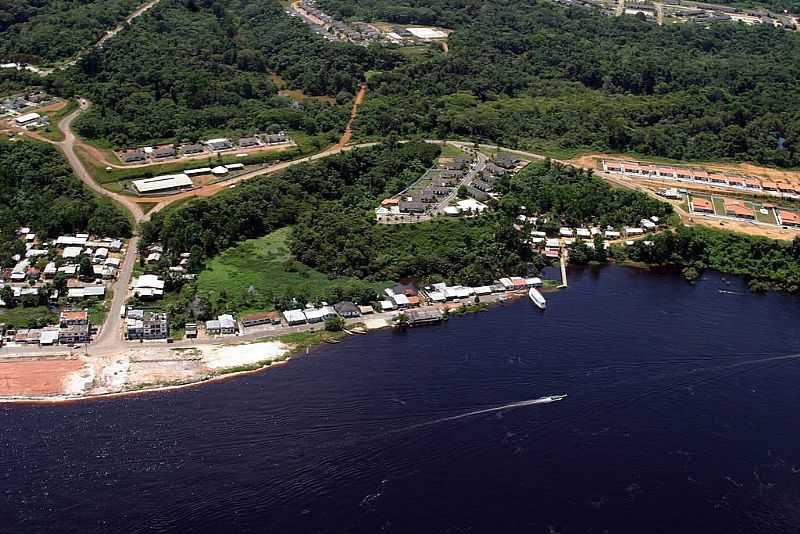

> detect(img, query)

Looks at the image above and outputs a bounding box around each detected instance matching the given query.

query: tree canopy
[320,0,800,167]
[0,0,141,63]
[496,161,673,228]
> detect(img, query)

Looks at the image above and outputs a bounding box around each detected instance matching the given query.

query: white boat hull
[528,287,546,309]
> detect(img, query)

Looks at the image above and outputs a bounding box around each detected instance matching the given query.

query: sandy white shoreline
[0,292,528,405]
[0,339,297,404]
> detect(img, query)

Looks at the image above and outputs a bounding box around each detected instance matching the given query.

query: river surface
[3,265,800,533]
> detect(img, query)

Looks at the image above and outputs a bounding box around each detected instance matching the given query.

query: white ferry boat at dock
[528,287,546,310]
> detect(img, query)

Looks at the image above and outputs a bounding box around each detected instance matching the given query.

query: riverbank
[0,330,344,404]
[0,289,539,403]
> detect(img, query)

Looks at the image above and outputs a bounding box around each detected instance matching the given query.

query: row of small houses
[117,132,289,164]
[296,0,381,43]
[520,219,661,258]
[0,310,91,347]
[201,276,544,332]
[690,197,800,226]
[393,155,477,214]
[603,160,800,199]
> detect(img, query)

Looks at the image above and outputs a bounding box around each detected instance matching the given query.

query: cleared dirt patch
[0,358,84,397]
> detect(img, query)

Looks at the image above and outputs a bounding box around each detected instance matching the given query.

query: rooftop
[132,174,193,194]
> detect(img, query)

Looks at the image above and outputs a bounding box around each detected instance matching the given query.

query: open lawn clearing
[712,196,726,215]
[439,144,467,158]
[78,142,305,185]
[755,207,778,224]
[0,306,57,329]
[197,227,391,315]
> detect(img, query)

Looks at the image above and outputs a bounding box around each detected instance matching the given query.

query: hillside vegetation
[618,225,800,292]
[321,0,800,167]
[140,142,441,259]
[496,161,674,228]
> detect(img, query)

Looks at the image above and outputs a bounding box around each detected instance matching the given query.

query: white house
[283,309,307,325]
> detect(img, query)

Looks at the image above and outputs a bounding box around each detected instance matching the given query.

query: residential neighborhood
[376,149,528,223]
[0,228,129,348]
[551,0,799,30]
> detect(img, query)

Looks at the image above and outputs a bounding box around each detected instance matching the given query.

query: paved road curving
[58,100,145,221]
[56,99,145,351]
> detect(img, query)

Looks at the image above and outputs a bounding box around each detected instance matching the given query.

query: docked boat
[528,287,546,309]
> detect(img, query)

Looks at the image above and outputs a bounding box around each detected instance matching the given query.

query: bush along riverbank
[606,226,800,293]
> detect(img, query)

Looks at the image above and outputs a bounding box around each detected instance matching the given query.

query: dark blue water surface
[3,265,800,534]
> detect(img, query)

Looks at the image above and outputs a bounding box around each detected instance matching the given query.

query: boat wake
[718,289,745,296]
[401,395,567,432]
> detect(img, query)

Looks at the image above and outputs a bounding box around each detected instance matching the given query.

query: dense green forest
[320,0,800,167]
[12,0,800,166]
[289,159,671,284]
[496,161,673,228]
[48,0,401,146]
[0,0,140,63]
[616,226,800,292]
[321,0,800,21]
[291,204,532,285]
[0,140,132,267]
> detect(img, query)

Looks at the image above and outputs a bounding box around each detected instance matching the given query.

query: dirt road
[58,100,145,220]
[51,96,379,350]
[97,0,161,49]
[337,83,367,149]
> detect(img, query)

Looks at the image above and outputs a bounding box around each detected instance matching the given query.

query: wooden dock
[558,250,568,288]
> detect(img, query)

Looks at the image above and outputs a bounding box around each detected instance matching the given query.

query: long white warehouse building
[132,174,193,194]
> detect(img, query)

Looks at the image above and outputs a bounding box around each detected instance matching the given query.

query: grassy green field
[754,206,778,224]
[86,292,111,326]
[439,144,467,158]
[0,306,57,329]
[197,227,391,315]
[78,143,307,185]
[397,45,442,60]
[711,197,726,215]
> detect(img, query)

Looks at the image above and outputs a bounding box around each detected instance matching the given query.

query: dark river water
[3,265,800,534]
